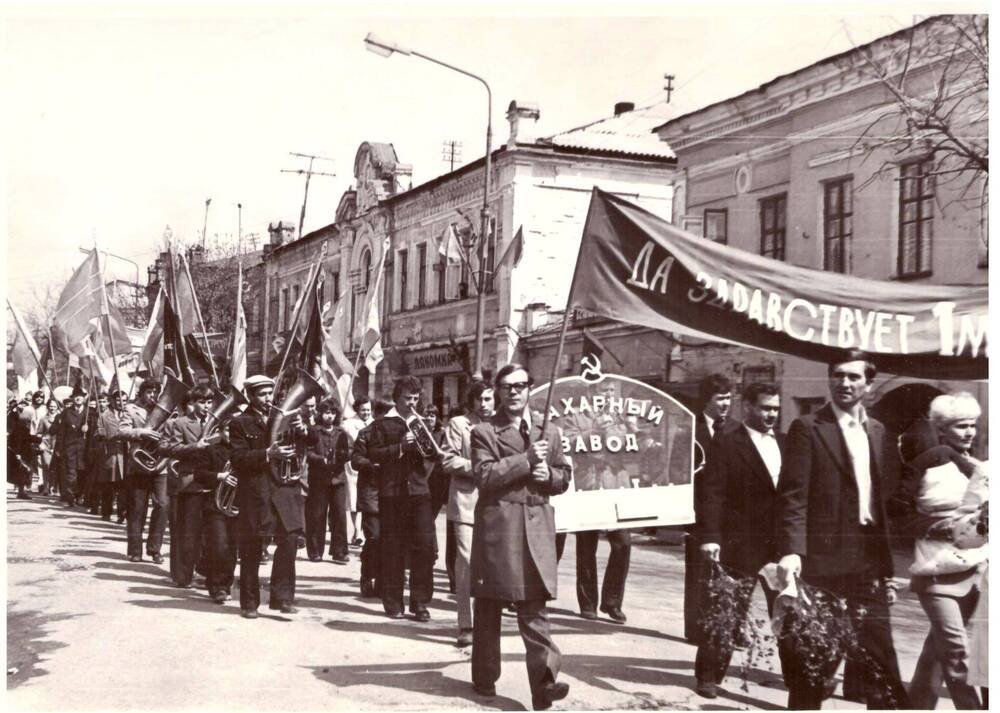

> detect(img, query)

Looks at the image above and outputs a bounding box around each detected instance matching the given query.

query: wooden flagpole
[274,241,328,393]
[179,249,220,388]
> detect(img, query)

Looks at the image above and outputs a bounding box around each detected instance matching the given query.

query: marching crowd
[5,350,990,711]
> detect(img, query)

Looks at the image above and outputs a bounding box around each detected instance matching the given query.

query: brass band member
[121,380,167,563]
[229,374,308,618]
[351,376,437,621]
[469,364,572,710]
[157,386,219,588]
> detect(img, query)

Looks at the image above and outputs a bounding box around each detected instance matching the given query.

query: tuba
[406,414,441,458]
[132,373,191,474]
[268,368,327,485]
[214,462,239,517]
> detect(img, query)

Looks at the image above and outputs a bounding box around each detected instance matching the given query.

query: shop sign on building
[409,346,465,376]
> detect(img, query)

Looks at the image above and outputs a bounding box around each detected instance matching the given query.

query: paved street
[8,489,950,711]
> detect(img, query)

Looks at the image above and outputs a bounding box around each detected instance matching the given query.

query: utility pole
[441,140,462,172]
[201,198,212,248]
[664,74,675,103]
[281,152,336,240]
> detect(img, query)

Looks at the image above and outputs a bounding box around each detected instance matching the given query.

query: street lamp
[364,32,493,381]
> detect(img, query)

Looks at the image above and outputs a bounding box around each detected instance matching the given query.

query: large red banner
[572,189,987,380]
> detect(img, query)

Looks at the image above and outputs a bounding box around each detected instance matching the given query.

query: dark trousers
[472,598,561,701]
[558,529,631,612]
[203,504,238,593]
[361,512,381,589]
[380,494,435,613]
[172,491,210,586]
[683,531,703,642]
[126,473,167,557]
[61,458,81,502]
[326,482,348,558]
[446,520,457,592]
[785,572,910,710]
[694,574,794,685]
[239,512,299,610]
[304,481,330,559]
[96,480,126,519]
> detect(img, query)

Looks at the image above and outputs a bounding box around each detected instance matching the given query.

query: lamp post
[364,32,493,381]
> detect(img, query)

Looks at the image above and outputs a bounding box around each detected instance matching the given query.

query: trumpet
[214,462,239,517]
[406,414,440,458]
[132,373,191,474]
[268,368,327,485]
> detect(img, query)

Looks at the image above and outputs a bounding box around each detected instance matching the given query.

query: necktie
[716,415,727,430]
[519,420,530,445]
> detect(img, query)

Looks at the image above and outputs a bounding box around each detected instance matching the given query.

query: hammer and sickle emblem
[581,354,603,383]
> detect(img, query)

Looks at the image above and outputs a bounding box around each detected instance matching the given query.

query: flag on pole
[230,263,247,391]
[319,291,355,415]
[141,287,165,365]
[356,238,389,373]
[494,225,525,275]
[7,301,44,381]
[273,241,330,392]
[438,223,463,264]
[53,249,132,356]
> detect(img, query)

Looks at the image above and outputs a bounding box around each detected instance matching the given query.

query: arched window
[361,249,372,290]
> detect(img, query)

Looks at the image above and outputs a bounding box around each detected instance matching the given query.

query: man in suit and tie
[694,381,790,698]
[684,374,733,642]
[229,374,308,617]
[776,350,909,709]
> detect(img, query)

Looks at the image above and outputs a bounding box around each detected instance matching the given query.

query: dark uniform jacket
[95,408,131,484]
[699,425,786,575]
[352,425,379,514]
[470,414,571,602]
[305,426,350,488]
[157,414,218,493]
[229,407,305,534]
[54,407,89,471]
[351,413,435,499]
[776,403,894,579]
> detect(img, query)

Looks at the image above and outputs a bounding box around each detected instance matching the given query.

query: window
[292,283,301,320]
[898,158,934,278]
[759,194,786,260]
[436,251,447,304]
[361,250,372,291]
[703,209,728,244]
[398,249,409,311]
[331,272,340,303]
[417,243,428,307]
[280,287,289,331]
[350,292,357,347]
[485,217,497,294]
[823,178,853,273]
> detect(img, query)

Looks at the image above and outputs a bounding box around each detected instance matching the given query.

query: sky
[1,1,979,318]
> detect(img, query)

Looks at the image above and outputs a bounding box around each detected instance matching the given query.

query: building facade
[654,15,987,458]
[260,100,677,416]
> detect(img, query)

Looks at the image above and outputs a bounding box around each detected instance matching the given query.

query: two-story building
[653,15,987,457]
[262,99,677,416]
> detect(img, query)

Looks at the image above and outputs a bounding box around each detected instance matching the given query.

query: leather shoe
[128,555,142,563]
[579,609,598,620]
[331,554,350,564]
[211,590,229,604]
[386,609,405,620]
[151,554,164,565]
[269,602,297,614]
[457,628,473,647]
[308,556,322,562]
[532,681,569,710]
[411,607,431,622]
[695,680,718,699]
[241,609,258,619]
[360,579,377,598]
[600,605,627,624]
[472,682,496,697]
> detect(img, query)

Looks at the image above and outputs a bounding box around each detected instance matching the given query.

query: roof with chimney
[541,103,677,160]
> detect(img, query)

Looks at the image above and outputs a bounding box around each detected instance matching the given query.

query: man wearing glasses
[469,364,572,711]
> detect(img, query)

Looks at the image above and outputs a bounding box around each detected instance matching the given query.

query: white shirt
[703,413,717,439]
[744,424,782,487]
[831,403,874,525]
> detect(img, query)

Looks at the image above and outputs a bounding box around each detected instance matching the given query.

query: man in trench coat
[469,363,572,711]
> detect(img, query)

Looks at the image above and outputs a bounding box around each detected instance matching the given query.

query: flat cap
[243,375,275,392]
